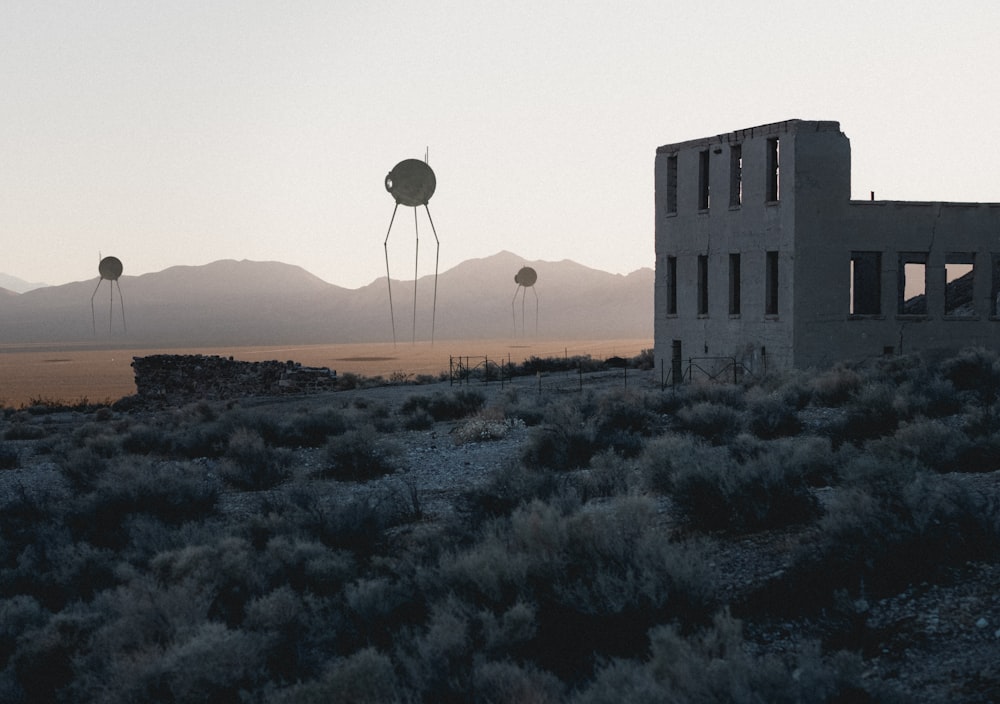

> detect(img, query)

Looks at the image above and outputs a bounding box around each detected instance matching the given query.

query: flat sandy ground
[0,338,651,408]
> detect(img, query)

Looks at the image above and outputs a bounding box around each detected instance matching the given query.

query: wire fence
[656,356,758,389]
[448,355,660,395]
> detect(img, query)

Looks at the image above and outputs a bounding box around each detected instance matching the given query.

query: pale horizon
[4,1,999,290]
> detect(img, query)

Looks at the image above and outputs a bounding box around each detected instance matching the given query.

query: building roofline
[655,119,842,153]
[850,199,1000,208]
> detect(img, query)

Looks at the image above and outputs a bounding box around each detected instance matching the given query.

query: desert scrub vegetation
[452,406,526,445]
[400,388,486,422]
[321,425,403,481]
[519,390,661,470]
[3,347,1000,702]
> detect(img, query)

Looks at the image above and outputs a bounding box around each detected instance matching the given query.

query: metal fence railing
[658,356,757,389]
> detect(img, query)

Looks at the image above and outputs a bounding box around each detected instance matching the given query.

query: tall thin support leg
[90,279,103,336]
[115,280,127,333]
[531,285,538,336]
[511,286,520,336]
[412,207,419,344]
[383,203,400,346]
[424,204,440,344]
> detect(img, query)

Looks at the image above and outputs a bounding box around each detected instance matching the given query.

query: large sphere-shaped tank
[385,159,436,206]
[514,266,537,287]
[98,256,123,281]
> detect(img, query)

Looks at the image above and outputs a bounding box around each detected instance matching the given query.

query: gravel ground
[3,368,1000,701]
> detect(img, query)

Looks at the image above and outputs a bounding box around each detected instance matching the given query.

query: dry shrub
[271,648,402,704]
[810,363,862,407]
[472,659,564,704]
[220,427,291,490]
[755,458,1000,617]
[322,426,402,481]
[745,388,801,439]
[453,407,525,445]
[670,452,820,534]
[675,401,742,444]
[573,611,867,704]
[638,433,720,494]
[456,461,561,526]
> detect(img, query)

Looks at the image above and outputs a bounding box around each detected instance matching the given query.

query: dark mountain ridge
[0,252,652,346]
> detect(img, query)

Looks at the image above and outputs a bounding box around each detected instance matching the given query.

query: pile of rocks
[131,354,337,402]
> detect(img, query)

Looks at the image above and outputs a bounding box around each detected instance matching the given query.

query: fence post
[671,340,682,389]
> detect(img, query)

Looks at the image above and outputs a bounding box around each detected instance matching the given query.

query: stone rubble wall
[131,354,338,401]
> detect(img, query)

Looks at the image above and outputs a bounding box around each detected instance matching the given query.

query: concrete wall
[654,120,845,377]
[794,201,1000,367]
[654,119,1000,376]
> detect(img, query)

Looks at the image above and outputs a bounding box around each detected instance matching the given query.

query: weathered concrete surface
[654,119,1000,376]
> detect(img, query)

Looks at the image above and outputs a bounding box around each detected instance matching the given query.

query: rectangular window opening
[666,255,677,315]
[850,251,882,316]
[765,251,779,315]
[729,144,742,207]
[945,253,975,316]
[898,253,927,315]
[766,137,780,202]
[666,155,678,214]
[698,150,710,210]
[697,254,709,315]
[729,253,741,314]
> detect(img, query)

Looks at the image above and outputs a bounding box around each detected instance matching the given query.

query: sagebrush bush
[274,407,348,447]
[520,407,595,470]
[271,647,403,704]
[745,389,802,439]
[314,487,421,552]
[3,422,46,440]
[401,389,486,422]
[678,380,746,409]
[940,346,1000,399]
[809,363,862,407]
[670,452,820,534]
[219,427,291,490]
[637,432,721,494]
[572,610,868,704]
[578,450,635,501]
[830,382,900,444]
[65,458,220,550]
[588,390,659,458]
[456,461,562,525]
[120,422,170,455]
[674,401,742,444]
[755,458,1000,615]
[428,497,719,682]
[0,443,18,469]
[322,426,402,481]
[402,406,435,430]
[868,418,970,474]
[453,409,525,445]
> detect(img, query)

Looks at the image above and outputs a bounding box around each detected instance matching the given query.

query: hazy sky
[3,1,999,290]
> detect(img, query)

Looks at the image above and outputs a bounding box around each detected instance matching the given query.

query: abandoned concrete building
[654,119,1000,377]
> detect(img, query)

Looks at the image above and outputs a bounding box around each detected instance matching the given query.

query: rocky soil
[3,368,1000,702]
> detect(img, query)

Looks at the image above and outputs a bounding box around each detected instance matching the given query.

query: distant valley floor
[0,337,651,408]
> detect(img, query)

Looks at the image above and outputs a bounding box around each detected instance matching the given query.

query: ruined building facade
[654,119,1000,376]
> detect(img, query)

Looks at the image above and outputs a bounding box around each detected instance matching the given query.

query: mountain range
[0,251,653,347]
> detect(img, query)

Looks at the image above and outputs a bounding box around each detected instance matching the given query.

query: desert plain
[0,337,651,408]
